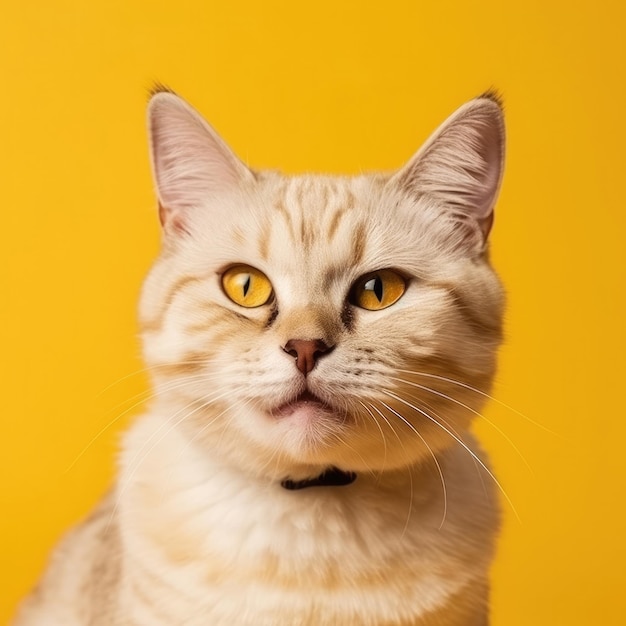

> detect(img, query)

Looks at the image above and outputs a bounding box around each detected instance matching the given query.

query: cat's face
[139,92,505,481]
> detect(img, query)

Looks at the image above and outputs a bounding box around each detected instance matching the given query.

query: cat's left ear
[392,93,505,250]
[147,90,255,235]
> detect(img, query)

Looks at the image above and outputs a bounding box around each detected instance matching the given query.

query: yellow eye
[222,265,273,308]
[350,269,406,311]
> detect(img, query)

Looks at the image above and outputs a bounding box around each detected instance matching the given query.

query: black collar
[281,467,357,490]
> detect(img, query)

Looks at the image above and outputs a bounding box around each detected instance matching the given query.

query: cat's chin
[265,390,351,466]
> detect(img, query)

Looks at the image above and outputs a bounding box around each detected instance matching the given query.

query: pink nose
[283,339,334,375]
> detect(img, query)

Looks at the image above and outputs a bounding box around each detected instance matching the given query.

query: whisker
[382,389,521,523]
[366,401,417,533]
[403,394,493,502]
[65,374,227,473]
[390,375,534,474]
[95,365,155,399]
[64,394,160,474]
[329,428,376,476]
[126,388,232,477]
[175,397,250,464]
[94,360,226,398]
[357,400,389,473]
[377,399,448,531]
[398,369,557,436]
[106,389,233,531]
[99,372,215,418]
[257,433,289,482]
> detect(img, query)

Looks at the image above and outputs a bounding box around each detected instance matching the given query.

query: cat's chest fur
[115,411,498,626]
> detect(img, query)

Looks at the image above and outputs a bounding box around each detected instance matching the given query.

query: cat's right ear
[147,91,255,235]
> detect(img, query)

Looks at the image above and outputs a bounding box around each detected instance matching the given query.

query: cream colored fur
[14,91,506,625]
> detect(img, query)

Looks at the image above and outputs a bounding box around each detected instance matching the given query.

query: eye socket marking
[222,265,273,308]
[350,269,407,311]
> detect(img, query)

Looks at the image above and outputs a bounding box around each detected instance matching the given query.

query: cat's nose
[282,339,334,376]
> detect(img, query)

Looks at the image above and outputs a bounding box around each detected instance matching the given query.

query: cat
[14,88,506,626]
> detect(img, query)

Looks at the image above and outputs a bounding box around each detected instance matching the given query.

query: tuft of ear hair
[147,82,177,99]
[477,88,504,109]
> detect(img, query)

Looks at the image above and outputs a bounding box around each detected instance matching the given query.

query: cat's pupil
[365,276,384,303]
[242,275,251,297]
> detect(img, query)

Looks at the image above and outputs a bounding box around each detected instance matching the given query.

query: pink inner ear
[478,211,495,240]
[393,98,505,246]
[148,93,254,233]
[473,116,504,221]
[158,203,189,234]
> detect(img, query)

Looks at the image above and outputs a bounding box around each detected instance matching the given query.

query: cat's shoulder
[13,492,122,625]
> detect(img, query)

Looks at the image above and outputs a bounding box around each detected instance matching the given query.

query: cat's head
[139,90,505,481]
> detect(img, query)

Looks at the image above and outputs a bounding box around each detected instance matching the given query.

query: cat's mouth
[272,390,334,418]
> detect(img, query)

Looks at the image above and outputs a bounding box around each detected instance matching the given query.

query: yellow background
[1,1,624,623]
